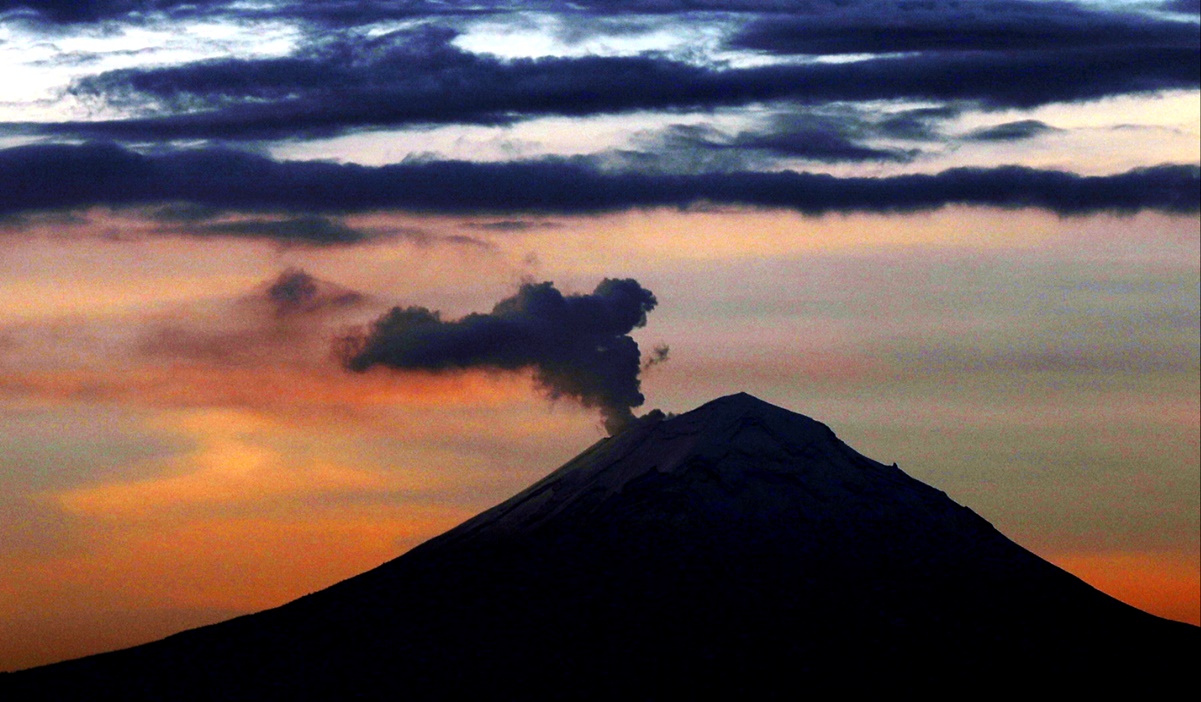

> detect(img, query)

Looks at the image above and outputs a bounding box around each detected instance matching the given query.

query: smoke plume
[340,279,660,434]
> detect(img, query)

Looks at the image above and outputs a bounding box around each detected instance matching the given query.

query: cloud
[0,1,164,23]
[729,0,1201,55]
[264,268,364,317]
[146,203,225,223]
[0,1,472,24]
[725,111,920,162]
[0,1,826,26]
[729,126,915,163]
[613,117,916,171]
[28,21,1197,142]
[137,268,367,365]
[966,120,1059,142]
[875,106,962,141]
[1,143,1196,217]
[12,0,1198,29]
[174,216,372,246]
[385,228,495,249]
[339,279,661,434]
[1161,0,1200,14]
[463,220,562,232]
[642,343,669,371]
[0,210,89,232]
[145,207,487,247]
[0,267,462,424]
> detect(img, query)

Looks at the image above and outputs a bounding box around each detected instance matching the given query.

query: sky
[0,0,1198,672]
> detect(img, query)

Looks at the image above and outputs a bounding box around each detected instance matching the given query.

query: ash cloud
[139,268,366,364]
[642,343,669,371]
[340,279,660,434]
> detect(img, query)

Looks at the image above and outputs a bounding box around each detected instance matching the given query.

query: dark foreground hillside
[5,393,1196,698]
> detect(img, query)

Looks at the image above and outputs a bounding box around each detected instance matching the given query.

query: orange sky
[0,206,1197,671]
[0,0,1198,676]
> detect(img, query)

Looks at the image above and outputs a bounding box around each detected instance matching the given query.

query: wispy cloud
[965,120,1060,142]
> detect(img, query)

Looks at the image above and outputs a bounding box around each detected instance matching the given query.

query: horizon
[1,0,1198,672]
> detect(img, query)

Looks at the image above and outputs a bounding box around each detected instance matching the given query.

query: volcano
[5,393,1197,698]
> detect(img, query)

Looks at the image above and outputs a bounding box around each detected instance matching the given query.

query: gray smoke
[340,279,660,434]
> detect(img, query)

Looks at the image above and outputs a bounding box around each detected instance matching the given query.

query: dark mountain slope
[5,393,1197,698]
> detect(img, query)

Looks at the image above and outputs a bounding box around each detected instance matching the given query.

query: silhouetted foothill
[4,394,1197,699]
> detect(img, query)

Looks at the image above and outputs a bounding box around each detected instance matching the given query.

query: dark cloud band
[9,2,1196,144]
[44,44,1198,141]
[1,144,1196,220]
[0,1,476,24]
[1162,0,1200,13]
[730,0,1201,55]
[966,120,1059,142]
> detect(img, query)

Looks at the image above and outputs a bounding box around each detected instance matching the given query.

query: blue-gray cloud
[6,1,1196,145]
[876,106,963,141]
[176,215,371,246]
[1161,0,1200,14]
[0,1,479,24]
[1,143,1196,219]
[602,115,918,174]
[39,27,1195,141]
[730,0,1200,55]
[966,120,1059,142]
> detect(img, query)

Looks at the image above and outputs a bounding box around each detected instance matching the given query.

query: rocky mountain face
[5,393,1197,698]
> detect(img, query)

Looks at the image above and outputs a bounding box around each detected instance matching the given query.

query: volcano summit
[4,393,1196,698]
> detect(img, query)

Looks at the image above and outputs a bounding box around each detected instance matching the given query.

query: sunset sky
[0,0,1198,672]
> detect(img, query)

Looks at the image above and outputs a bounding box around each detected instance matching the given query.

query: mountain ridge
[428,392,980,547]
[4,393,1197,698]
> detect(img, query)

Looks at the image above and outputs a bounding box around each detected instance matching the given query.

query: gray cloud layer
[41,32,1196,141]
[3,1,1195,144]
[1,144,1195,226]
[2,1,1196,229]
[730,0,1200,55]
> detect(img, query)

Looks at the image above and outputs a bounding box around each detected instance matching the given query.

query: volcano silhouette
[5,393,1197,698]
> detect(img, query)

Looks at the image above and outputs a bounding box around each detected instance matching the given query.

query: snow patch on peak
[442,393,877,544]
